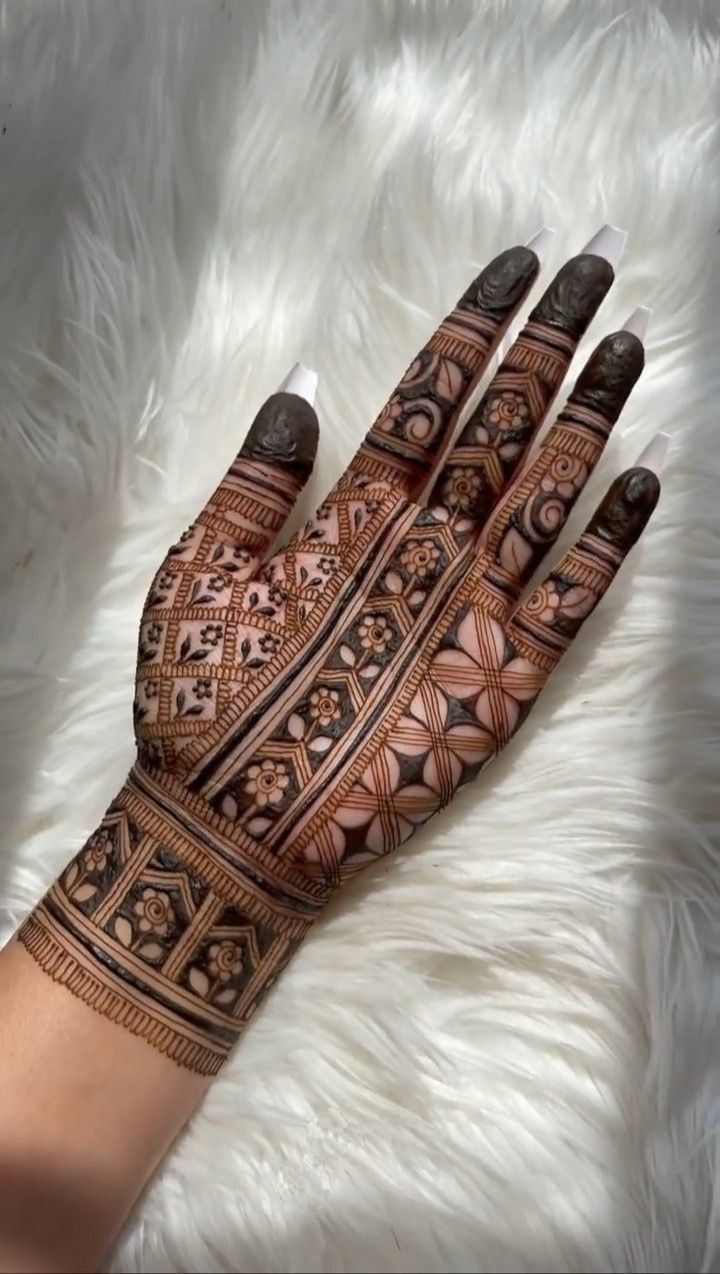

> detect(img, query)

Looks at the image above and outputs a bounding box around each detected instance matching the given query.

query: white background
[0,2,718,1269]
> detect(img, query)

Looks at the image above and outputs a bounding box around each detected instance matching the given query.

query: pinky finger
[506,444,665,672]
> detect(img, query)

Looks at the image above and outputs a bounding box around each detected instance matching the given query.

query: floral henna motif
[19,246,660,1074]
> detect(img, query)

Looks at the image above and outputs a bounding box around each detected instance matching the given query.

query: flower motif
[145,622,163,645]
[540,453,587,500]
[178,528,194,544]
[400,541,440,579]
[244,759,290,808]
[199,623,223,647]
[233,546,252,564]
[259,634,280,654]
[319,556,339,574]
[157,572,177,591]
[333,748,434,859]
[376,397,404,433]
[440,466,482,512]
[208,573,229,592]
[316,504,331,521]
[207,939,243,983]
[268,585,287,607]
[309,686,341,726]
[144,680,159,699]
[357,614,393,654]
[82,828,113,874]
[390,683,494,790]
[523,582,561,625]
[192,678,213,699]
[430,608,545,744]
[133,888,174,936]
[487,390,530,432]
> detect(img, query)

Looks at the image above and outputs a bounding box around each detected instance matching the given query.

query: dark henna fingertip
[588,467,660,550]
[240,392,319,479]
[530,253,614,337]
[459,246,539,317]
[572,331,645,422]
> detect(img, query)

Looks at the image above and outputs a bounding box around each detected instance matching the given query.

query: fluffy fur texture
[1,2,718,1269]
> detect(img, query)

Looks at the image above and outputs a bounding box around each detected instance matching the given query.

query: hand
[20,224,662,1074]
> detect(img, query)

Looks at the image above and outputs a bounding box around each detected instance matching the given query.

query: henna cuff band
[18,774,321,1074]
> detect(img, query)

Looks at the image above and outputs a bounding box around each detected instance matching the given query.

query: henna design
[345,245,540,494]
[20,248,659,1074]
[529,253,614,336]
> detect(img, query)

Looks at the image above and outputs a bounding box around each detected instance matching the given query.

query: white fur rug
[1,2,719,1270]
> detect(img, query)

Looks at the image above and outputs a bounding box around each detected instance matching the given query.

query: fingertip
[462,245,540,316]
[529,253,615,337]
[572,329,645,422]
[240,392,319,480]
[588,466,661,552]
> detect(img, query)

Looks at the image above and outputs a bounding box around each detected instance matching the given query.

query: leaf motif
[248,592,259,607]
[384,571,403,595]
[408,590,426,608]
[215,988,237,1006]
[436,356,464,401]
[287,713,306,740]
[114,916,133,948]
[212,544,224,562]
[299,566,308,584]
[185,704,204,716]
[339,644,356,666]
[176,690,186,712]
[359,663,380,679]
[188,967,210,998]
[309,736,333,753]
[241,638,251,659]
[221,793,238,820]
[63,863,79,891]
[73,882,97,903]
[247,657,264,669]
[189,580,201,602]
[188,649,208,661]
[560,585,596,620]
[247,816,272,835]
[499,526,533,576]
[196,593,214,604]
[179,634,191,660]
[138,942,164,961]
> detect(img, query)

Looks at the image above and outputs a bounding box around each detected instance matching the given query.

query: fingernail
[633,431,669,476]
[580,223,627,269]
[622,306,651,342]
[525,226,556,264]
[277,362,319,407]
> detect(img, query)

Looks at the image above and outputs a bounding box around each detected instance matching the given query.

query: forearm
[0,939,209,1273]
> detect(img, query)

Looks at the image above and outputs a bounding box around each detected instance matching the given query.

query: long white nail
[634,432,669,476]
[277,362,318,407]
[580,223,627,269]
[525,226,555,264]
[622,306,651,341]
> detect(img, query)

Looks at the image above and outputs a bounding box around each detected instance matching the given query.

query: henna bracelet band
[19,767,327,1074]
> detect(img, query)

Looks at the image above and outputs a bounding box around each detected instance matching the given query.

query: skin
[0,238,660,1271]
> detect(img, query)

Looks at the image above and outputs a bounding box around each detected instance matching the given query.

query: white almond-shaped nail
[525,226,556,264]
[634,432,669,476]
[277,362,318,407]
[622,306,651,341]
[580,223,627,269]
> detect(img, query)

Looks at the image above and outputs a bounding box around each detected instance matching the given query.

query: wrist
[19,763,329,1075]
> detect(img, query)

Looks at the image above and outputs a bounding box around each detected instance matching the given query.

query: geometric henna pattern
[19,245,660,1073]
